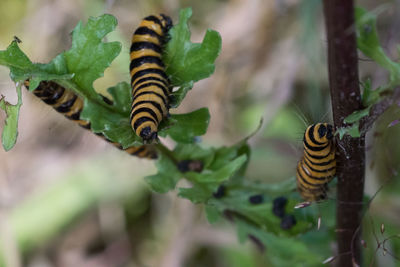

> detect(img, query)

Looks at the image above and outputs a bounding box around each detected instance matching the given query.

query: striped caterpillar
[296,123,336,202]
[129,14,173,142]
[24,80,157,159]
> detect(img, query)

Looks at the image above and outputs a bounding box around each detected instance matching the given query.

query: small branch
[323,1,365,266]
[361,87,400,134]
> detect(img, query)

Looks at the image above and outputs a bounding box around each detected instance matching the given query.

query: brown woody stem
[323,1,365,266]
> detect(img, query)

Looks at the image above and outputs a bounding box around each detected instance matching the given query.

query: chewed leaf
[0,41,32,71]
[169,82,193,108]
[0,84,22,151]
[64,14,121,99]
[164,7,222,107]
[0,41,73,87]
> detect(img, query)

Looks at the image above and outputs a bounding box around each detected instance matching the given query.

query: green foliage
[236,219,323,266]
[146,141,249,199]
[64,15,121,98]
[0,83,21,151]
[0,8,222,147]
[360,78,380,107]
[356,7,400,84]
[338,7,400,137]
[164,8,222,107]
[159,108,210,143]
[336,123,361,139]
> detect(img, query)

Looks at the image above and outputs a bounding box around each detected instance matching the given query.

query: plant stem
[323,1,365,266]
[155,142,178,164]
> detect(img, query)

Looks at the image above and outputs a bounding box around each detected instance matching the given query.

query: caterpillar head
[160,14,173,32]
[140,126,158,143]
[313,123,334,144]
[315,123,333,142]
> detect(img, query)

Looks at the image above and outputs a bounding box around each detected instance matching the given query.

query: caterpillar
[296,123,336,202]
[24,80,158,159]
[130,14,173,142]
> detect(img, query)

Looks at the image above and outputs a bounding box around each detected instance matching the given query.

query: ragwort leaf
[164,8,222,107]
[159,108,210,143]
[0,84,22,151]
[64,14,121,99]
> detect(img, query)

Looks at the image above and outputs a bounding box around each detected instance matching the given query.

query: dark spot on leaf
[177,159,204,173]
[272,196,287,218]
[280,215,296,230]
[249,194,263,204]
[212,185,225,199]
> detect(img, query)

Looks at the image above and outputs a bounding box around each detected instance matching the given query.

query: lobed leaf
[164,7,222,107]
[159,108,210,143]
[145,153,181,193]
[64,14,121,99]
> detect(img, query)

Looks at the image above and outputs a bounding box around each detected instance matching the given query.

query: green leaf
[360,78,382,107]
[174,143,216,168]
[344,107,371,124]
[165,7,222,107]
[64,14,121,99]
[159,108,210,143]
[0,84,22,151]
[204,205,221,224]
[0,41,33,71]
[80,99,142,148]
[169,82,193,108]
[145,154,181,193]
[355,7,400,83]
[178,185,211,203]
[241,178,297,194]
[185,154,247,183]
[0,41,73,87]
[235,219,322,266]
[336,122,360,139]
[173,140,250,203]
[106,82,131,115]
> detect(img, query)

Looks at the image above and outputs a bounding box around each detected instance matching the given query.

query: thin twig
[361,87,400,134]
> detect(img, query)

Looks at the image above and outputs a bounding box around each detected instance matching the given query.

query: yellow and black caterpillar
[296,123,336,202]
[24,80,158,159]
[130,14,173,141]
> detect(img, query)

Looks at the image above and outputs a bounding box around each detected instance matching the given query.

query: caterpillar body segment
[296,123,336,202]
[130,14,173,142]
[24,80,157,159]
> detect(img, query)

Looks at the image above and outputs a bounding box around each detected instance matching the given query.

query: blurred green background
[1,0,400,266]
